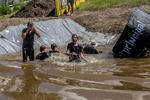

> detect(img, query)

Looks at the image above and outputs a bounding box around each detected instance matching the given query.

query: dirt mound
[11,0,55,18]
[73,5,150,34]
[1,5,150,34]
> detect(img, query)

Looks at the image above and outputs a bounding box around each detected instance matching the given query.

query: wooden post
[55,0,60,16]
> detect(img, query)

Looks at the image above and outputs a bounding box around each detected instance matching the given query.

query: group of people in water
[22,22,102,63]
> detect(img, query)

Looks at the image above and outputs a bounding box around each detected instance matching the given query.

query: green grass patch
[0,1,29,18]
[0,5,13,16]
[78,0,150,10]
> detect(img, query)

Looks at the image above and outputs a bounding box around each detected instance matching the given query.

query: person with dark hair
[36,45,51,60]
[66,34,89,63]
[22,21,40,62]
[49,43,60,53]
[67,0,74,16]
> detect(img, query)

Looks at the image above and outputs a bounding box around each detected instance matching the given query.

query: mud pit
[0,45,149,100]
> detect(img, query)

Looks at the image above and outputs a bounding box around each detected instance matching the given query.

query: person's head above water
[51,43,58,50]
[27,21,34,30]
[90,40,98,47]
[40,45,46,52]
[72,34,79,43]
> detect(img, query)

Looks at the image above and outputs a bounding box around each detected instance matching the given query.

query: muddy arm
[33,26,40,38]
[81,53,89,63]
[66,48,74,56]
[22,28,30,39]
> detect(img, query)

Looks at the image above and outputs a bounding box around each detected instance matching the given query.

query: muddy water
[0,45,149,100]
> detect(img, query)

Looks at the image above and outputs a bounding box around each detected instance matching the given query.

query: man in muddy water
[66,34,89,63]
[67,0,74,16]
[22,22,40,62]
[36,45,51,60]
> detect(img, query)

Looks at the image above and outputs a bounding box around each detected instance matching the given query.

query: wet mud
[0,45,149,100]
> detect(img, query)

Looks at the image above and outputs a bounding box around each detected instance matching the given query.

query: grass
[0,1,29,18]
[78,0,150,10]
[1,0,149,18]
[0,12,17,19]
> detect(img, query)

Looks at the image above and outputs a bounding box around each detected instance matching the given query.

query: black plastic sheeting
[113,8,150,58]
[0,18,118,54]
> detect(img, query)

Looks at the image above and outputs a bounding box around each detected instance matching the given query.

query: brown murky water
[0,45,149,100]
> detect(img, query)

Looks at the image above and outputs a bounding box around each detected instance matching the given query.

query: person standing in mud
[67,0,74,16]
[22,22,40,62]
[66,34,89,62]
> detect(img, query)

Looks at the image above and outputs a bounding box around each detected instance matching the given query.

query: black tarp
[113,8,150,58]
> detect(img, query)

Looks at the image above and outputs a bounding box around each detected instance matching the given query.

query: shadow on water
[3,65,61,100]
[113,58,150,78]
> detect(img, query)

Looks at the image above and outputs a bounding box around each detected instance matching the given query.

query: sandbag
[113,8,150,58]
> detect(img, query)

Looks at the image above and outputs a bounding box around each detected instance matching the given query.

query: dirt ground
[11,0,55,18]
[1,5,150,34]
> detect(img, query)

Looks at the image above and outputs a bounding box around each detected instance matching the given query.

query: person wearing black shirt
[22,22,40,62]
[66,34,89,63]
[83,41,103,54]
[36,45,51,60]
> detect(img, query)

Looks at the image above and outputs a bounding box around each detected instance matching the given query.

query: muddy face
[0,45,149,100]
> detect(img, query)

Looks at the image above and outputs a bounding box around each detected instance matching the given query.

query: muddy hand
[31,25,35,30]
[72,52,77,55]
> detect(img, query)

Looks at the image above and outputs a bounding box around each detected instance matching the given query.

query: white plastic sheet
[0,18,118,54]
